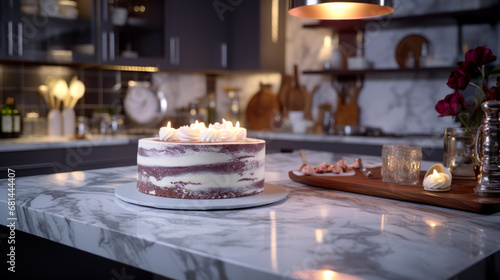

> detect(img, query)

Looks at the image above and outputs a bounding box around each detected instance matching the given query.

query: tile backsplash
[0,63,150,121]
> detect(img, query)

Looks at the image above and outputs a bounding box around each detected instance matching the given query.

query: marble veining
[1,151,500,279]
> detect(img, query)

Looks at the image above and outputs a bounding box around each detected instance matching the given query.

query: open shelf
[303,66,455,76]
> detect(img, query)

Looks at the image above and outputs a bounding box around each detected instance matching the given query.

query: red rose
[465,46,497,66]
[435,91,467,117]
[457,60,481,76]
[447,68,471,90]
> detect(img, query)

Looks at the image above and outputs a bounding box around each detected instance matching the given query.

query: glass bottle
[1,97,14,138]
[11,98,21,138]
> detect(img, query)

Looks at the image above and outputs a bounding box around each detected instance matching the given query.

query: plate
[115,182,288,210]
[395,34,429,68]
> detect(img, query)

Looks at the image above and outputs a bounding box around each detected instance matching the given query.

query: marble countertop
[0,134,153,152]
[247,131,444,149]
[1,150,499,279]
[0,132,443,153]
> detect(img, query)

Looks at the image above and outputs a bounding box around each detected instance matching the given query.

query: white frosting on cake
[158,120,247,143]
[200,125,221,142]
[159,126,178,141]
[177,126,201,142]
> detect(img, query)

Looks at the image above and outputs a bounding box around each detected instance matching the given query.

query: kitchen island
[1,150,499,279]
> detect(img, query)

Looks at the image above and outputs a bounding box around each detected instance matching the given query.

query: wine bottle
[11,98,21,138]
[1,97,14,138]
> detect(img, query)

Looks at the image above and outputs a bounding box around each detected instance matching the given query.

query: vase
[443,127,478,180]
[62,108,76,136]
[47,109,62,136]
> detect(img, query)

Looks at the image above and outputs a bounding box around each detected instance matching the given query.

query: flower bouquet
[435,46,500,128]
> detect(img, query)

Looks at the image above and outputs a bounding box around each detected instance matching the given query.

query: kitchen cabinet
[100,0,167,67]
[166,0,229,70]
[0,0,97,64]
[0,139,138,178]
[0,0,286,71]
[229,0,286,72]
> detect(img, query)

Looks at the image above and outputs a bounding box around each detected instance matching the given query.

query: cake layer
[137,138,266,199]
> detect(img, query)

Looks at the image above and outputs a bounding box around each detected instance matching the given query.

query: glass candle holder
[396,146,422,185]
[381,144,403,183]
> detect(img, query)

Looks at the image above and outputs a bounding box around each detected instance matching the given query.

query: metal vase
[474,101,500,197]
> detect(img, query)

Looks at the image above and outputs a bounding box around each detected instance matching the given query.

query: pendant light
[288,0,394,20]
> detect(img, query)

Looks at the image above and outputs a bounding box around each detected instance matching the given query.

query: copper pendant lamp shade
[288,0,394,20]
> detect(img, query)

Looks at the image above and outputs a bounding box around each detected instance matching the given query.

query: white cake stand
[114,182,288,210]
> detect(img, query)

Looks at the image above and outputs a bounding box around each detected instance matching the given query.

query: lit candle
[232,121,247,140]
[159,121,178,141]
[423,169,450,192]
[190,120,206,129]
[222,118,233,129]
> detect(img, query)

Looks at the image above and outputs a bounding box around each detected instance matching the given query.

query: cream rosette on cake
[158,120,247,142]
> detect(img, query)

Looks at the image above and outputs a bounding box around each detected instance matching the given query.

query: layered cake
[137,121,265,199]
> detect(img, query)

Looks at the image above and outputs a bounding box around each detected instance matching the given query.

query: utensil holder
[62,107,76,136]
[48,109,62,136]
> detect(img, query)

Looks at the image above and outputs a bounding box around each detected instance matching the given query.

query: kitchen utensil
[246,84,280,130]
[300,149,307,164]
[52,78,69,108]
[360,162,373,178]
[68,77,85,108]
[304,85,318,121]
[395,34,430,68]
[277,75,291,116]
[335,78,362,126]
[37,85,50,108]
[287,65,307,111]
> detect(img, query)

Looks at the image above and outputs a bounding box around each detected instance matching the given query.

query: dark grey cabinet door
[166,0,229,70]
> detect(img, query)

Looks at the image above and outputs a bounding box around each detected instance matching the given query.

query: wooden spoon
[69,78,85,108]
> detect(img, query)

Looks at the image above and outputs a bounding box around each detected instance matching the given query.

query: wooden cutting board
[335,81,361,126]
[287,65,308,111]
[246,85,280,130]
[277,75,291,116]
[289,167,500,214]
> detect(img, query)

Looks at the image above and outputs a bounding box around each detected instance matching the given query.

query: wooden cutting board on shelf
[287,65,308,111]
[246,85,280,130]
[335,81,361,125]
[289,167,500,214]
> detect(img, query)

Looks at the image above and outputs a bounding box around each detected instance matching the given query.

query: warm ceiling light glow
[289,1,394,20]
[101,65,158,72]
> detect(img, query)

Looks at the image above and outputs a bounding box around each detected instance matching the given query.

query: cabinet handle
[102,32,107,61]
[110,31,115,60]
[7,21,13,56]
[170,37,180,65]
[221,43,227,68]
[169,37,175,65]
[175,37,180,65]
[17,22,23,56]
